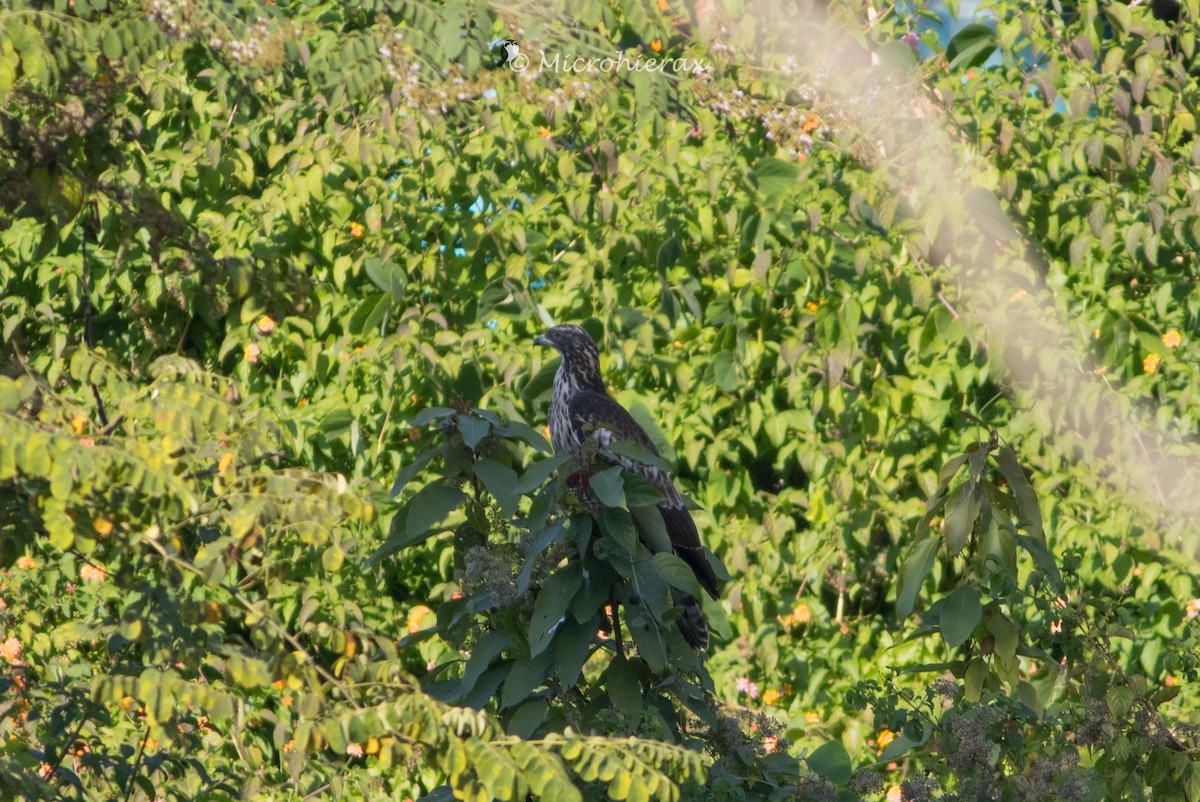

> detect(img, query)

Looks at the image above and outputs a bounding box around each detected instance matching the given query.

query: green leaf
[876,39,918,71]
[939,585,982,648]
[966,188,1019,242]
[946,23,997,70]
[406,483,466,537]
[516,453,569,495]
[649,552,702,598]
[896,537,939,618]
[1016,535,1063,593]
[589,466,626,509]
[391,448,438,498]
[806,741,851,785]
[319,407,354,433]
[321,545,345,572]
[496,420,551,452]
[517,520,565,594]
[529,564,579,657]
[473,459,519,516]
[604,440,668,473]
[997,446,1043,541]
[631,504,671,554]
[102,28,122,60]
[598,507,638,555]
[0,377,21,412]
[364,258,406,299]
[501,648,553,709]
[411,407,455,427]
[712,351,740,392]
[462,630,513,701]
[943,481,979,556]
[753,157,800,199]
[458,415,491,449]
[555,614,596,688]
[605,655,642,719]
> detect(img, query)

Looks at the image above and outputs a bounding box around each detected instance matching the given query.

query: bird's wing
[567,390,719,599]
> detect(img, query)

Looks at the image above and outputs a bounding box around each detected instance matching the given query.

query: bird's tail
[671,588,709,652]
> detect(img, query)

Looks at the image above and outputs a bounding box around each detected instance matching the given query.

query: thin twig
[122,726,149,802]
[81,204,110,428]
[904,241,960,320]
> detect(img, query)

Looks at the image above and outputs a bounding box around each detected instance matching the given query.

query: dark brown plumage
[534,324,718,649]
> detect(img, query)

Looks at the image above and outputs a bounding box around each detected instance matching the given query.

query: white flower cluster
[227,18,271,64]
[147,0,193,41]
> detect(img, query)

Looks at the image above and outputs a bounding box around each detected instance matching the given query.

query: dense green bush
[2,0,1200,800]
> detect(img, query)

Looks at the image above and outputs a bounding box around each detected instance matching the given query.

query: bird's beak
[533,334,550,347]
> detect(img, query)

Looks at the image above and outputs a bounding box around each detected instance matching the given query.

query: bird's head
[535,324,604,388]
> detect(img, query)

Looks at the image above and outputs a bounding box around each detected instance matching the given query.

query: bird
[534,324,719,650]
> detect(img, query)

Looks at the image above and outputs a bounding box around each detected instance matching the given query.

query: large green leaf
[939,585,982,648]
[896,537,940,618]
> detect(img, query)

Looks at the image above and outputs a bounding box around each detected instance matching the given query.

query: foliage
[3,0,1200,800]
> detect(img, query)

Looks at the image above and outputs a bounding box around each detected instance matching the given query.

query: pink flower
[346,743,364,757]
[244,343,261,364]
[1,637,20,663]
[257,315,276,335]
[81,564,107,583]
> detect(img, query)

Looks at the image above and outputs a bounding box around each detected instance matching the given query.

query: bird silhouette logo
[494,39,527,71]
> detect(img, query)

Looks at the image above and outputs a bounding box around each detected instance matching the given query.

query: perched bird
[534,324,719,649]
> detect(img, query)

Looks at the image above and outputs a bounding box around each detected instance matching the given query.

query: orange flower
[244,343,261,364]
[93,517,113,537]
[762,688,780,706]
[257,315,276,335]
[762,735,778,752]
[1144,352,1162,374]
[1163,330,1183,349]
[1166,675,1180,687]
[657,0,668,10]
[218,452,235,474]
[407,605,434,634]
[71,412,87,434]
[350,222,365,238]
[1,637,20,663]
[16,555,36,570]
[877,729,896,749]
[282,695,294,707]
[804,711,820,724]
[801,113,821,133]
[887,785,902,802]
[805,300,820,313]
[80,564,106,582]
[650,38,663,53]
[538,126,552,139]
